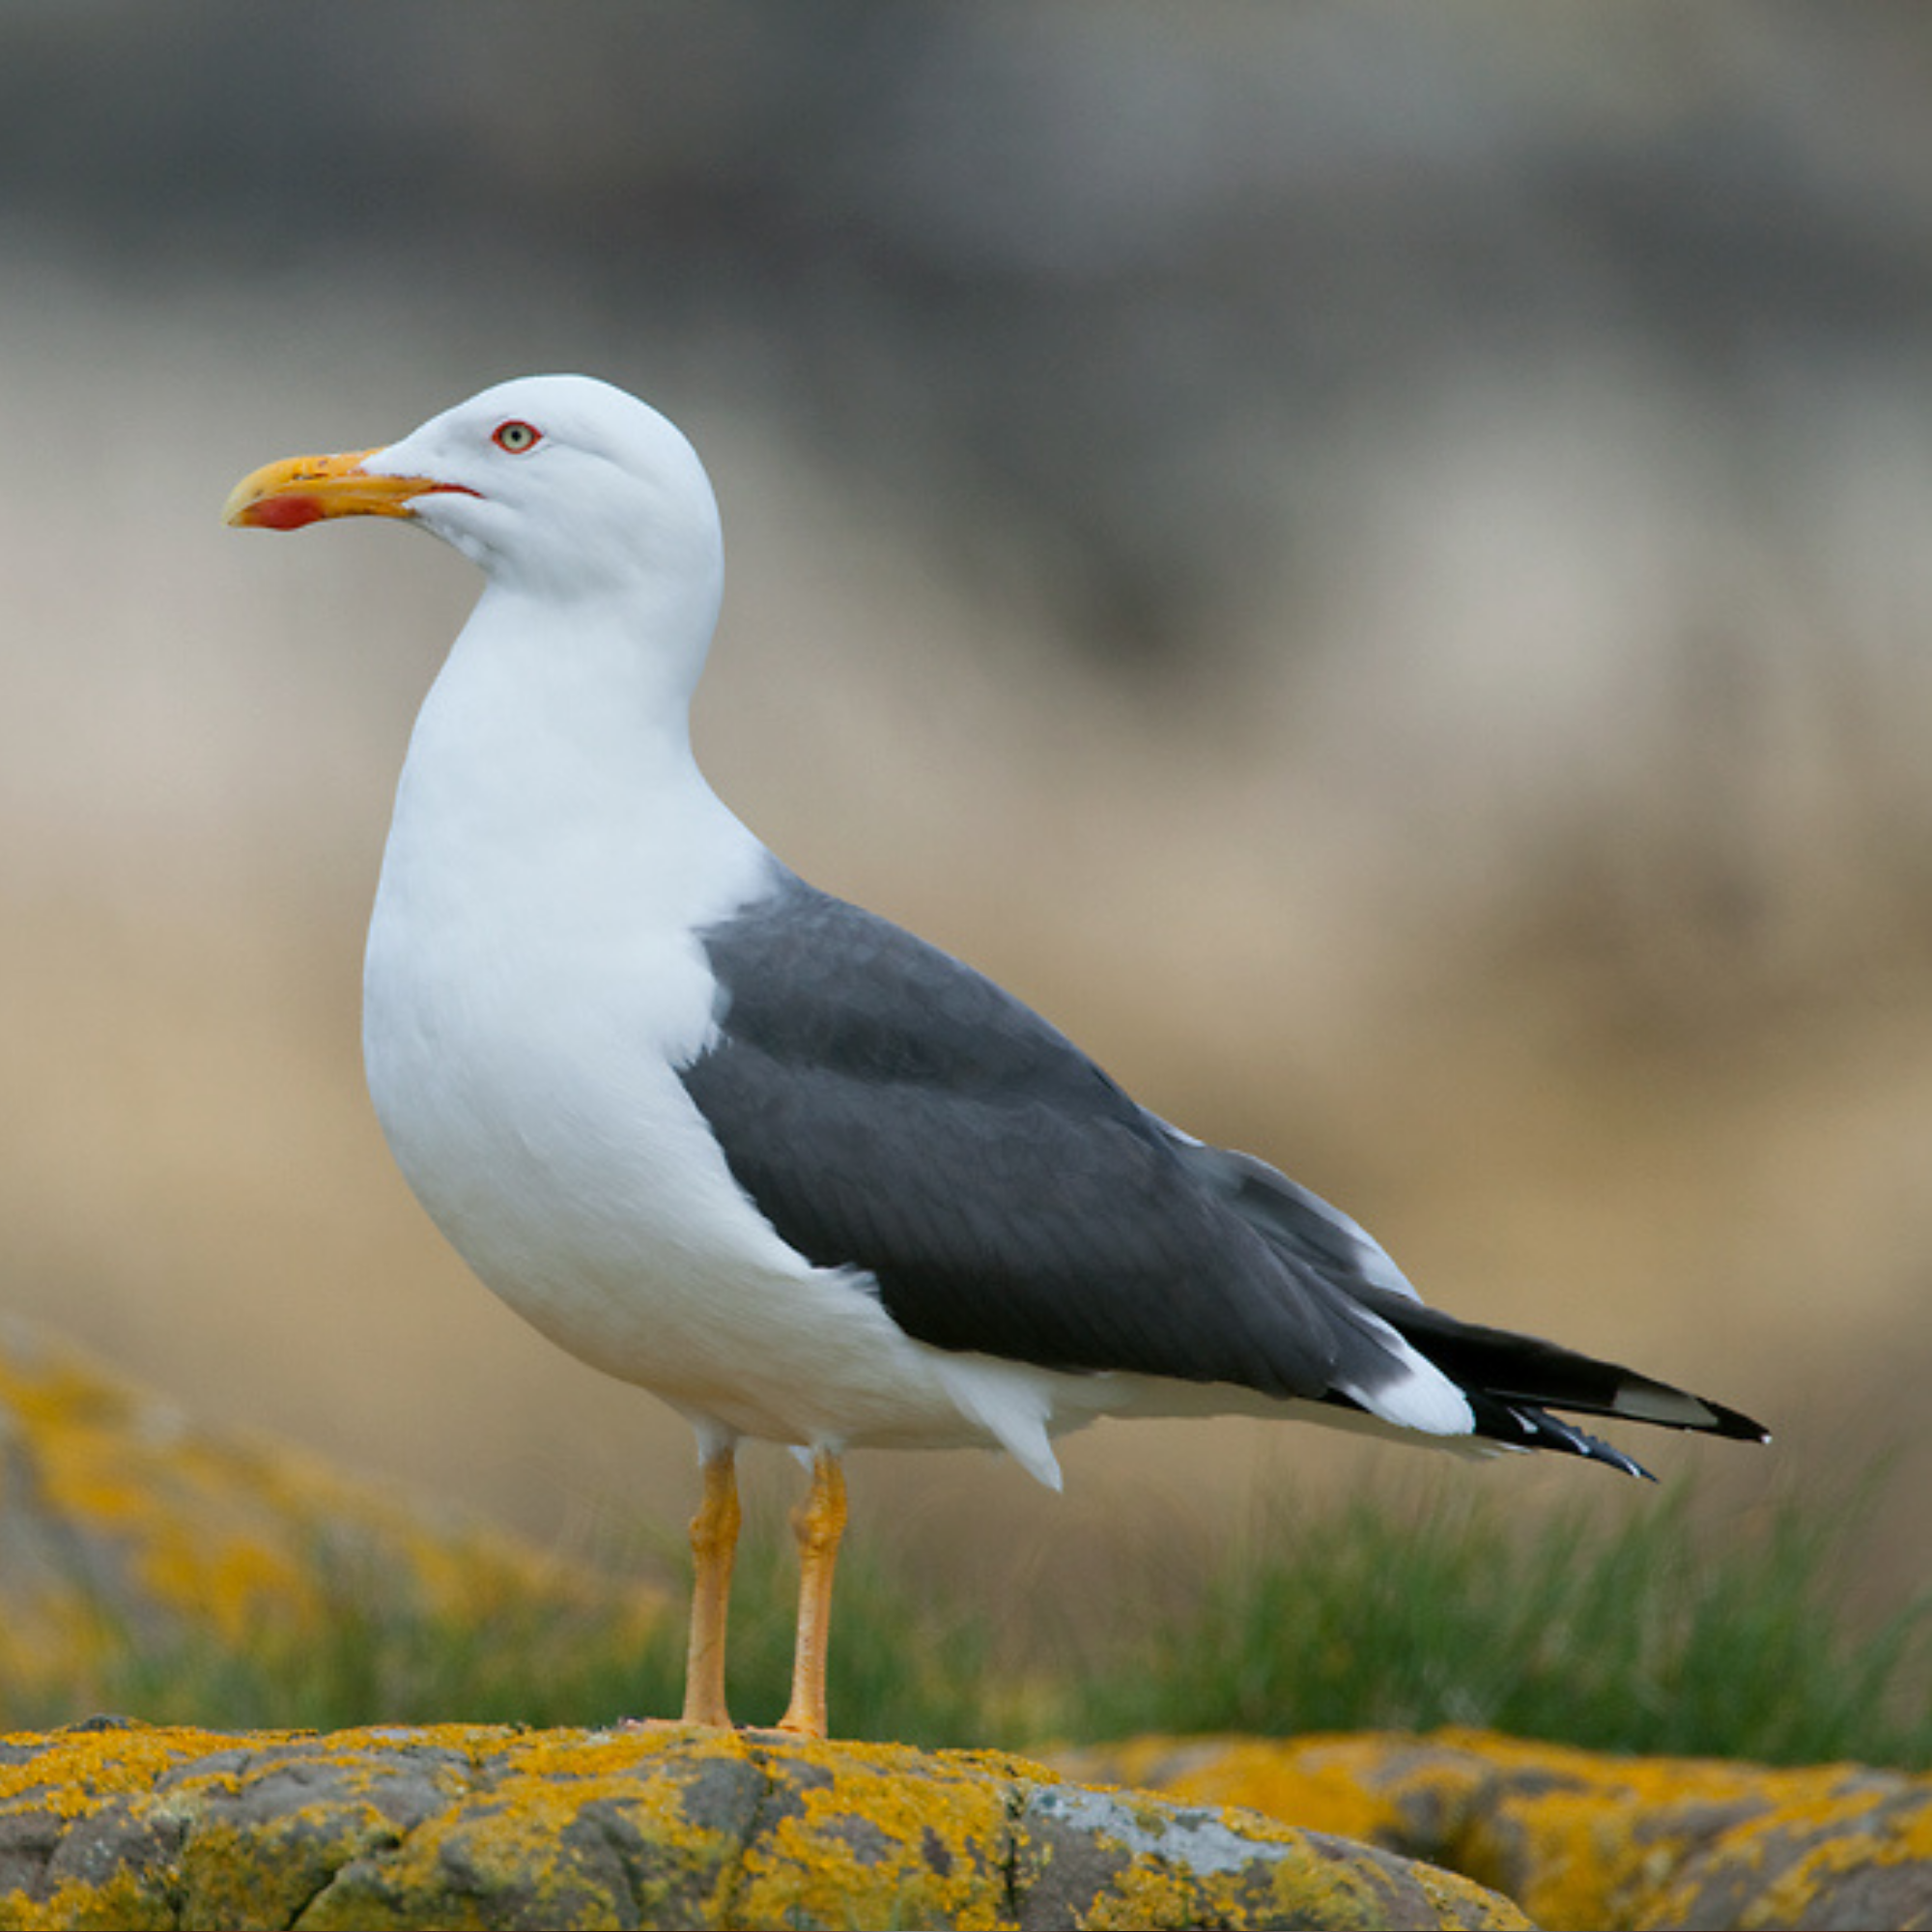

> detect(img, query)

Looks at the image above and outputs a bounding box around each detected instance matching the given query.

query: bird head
[224,375,724,608]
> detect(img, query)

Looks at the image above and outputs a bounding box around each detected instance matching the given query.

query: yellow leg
[680,1444,740,1729]
[774,1449,846,1739]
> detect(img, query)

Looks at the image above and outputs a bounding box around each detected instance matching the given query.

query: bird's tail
[1339,1288,1771,1479]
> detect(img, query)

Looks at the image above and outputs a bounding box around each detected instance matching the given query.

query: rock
[1058,1728,1932,1930]
[0,1319,659,1718]
[0,1722,1528,1930]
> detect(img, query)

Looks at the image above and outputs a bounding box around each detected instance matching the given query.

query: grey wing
[676,868,1397,1400]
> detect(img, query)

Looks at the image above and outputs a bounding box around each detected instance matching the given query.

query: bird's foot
[744,1716,826,1743]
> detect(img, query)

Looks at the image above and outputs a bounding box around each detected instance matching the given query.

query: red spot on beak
[250,494,327,531]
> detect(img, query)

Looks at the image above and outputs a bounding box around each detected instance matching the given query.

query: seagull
[224,375,1767,1739]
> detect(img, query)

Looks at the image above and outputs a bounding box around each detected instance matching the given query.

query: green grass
[10,1477,1928,1769]
[0,1510,1000,1747]
[1073,1478,1932,1767]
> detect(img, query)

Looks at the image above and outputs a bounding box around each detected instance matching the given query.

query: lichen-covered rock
[0,1318,659,1715]
[1059,1727,1932,1930]
[1006,1779,1525,1932]
[0,1720,1527,1930]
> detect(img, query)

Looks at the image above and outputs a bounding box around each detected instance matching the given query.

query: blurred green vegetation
[1077,1478,1932,1769]
[10,1476,1925,1771]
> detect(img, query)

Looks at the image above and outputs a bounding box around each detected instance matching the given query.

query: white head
[226,374,724,623]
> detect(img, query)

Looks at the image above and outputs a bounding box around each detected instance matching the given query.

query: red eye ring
[493,420,542,454]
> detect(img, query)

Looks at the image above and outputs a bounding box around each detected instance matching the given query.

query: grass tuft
[1071,1477,1932,1766]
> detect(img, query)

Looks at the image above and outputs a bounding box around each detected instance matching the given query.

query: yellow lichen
[0,1870,170,1932]
[5,1713,1923,1929]
[0,1326,665,1716]
[0,1722,245,1815]
[1072,1726,1932,1932]
[1058,1732,1420,1848]
[733,1735,1017,1930]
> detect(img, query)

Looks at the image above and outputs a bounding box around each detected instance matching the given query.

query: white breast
[359,598,1020,1455]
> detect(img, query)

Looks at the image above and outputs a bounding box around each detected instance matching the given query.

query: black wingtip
[1465,1393,1659,1478]
[1703,1398,1773,1445]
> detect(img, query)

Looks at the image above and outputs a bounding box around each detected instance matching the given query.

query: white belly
[359,783,1065,1459]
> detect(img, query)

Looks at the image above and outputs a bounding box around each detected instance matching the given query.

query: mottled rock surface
[1061,1728,1932,1930]
[0,1720,1525,1930]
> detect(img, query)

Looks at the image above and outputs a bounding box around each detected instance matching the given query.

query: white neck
[370,573,766,956]
[436,580,705,768]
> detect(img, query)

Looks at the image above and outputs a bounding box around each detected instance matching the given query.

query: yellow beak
[223,447,458,531]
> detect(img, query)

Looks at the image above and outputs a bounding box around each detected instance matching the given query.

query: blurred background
[2,4,1927,1626]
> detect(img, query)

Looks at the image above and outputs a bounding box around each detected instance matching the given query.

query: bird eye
[492,420,541,453]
